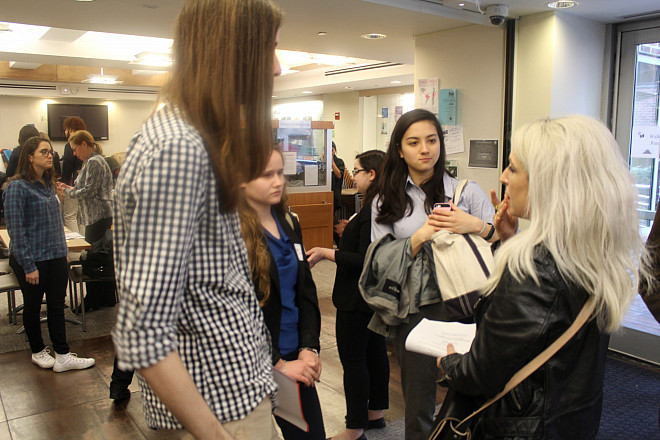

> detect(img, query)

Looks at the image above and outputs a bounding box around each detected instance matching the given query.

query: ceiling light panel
[40,28,86,42]
[75,31,172,60]
[0,22,49,45]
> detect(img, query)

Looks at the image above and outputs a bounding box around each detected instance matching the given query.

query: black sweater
[332,204,373,313]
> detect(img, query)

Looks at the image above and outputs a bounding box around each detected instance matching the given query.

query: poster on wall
[282,152,297,175]
[418,78,439,115]
[631,126,660,158]
[304,164,319,186]
[443,125,464,155]
[438,89,457,125]
[468,140,498,169]
[446,160,458,178]
[395,106,403,122]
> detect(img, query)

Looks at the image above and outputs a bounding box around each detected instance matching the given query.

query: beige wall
[415,24,506,196]
[0,95,155,158]
[514,12,606,128]
[323,91,360,175]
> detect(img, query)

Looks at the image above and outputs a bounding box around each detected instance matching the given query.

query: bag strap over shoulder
[453,179,470,205]
[430,296,597,439]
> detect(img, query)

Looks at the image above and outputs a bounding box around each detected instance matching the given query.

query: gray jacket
[359,233,442,336]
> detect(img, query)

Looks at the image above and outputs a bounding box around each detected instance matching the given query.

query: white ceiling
[2,0,660,99]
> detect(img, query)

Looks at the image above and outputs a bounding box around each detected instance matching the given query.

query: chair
[68,264,116,332]
[0,260,21,325]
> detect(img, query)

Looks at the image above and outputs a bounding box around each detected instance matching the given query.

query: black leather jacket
[441,247,608,439]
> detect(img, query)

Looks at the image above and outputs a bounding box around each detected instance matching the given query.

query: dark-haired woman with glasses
[4,136,95,372]
[307,150,389,440]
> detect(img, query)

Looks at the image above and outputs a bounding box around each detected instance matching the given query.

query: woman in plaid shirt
[4,136,96,373]
[112,0,284,438]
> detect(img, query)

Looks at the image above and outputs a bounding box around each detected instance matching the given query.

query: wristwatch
[299,347,319,356]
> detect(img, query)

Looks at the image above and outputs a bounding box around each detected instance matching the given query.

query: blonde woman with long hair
[438,115,646,439]
[56,130,113,245]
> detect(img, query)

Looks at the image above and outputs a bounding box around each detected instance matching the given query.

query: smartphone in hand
[433,203,452,212]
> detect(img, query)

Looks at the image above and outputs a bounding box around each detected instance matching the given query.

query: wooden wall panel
[0,62,58,81]
[0,62,167,87]
[288,191,334,249]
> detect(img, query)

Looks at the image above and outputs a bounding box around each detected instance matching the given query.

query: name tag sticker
[294,243,304,261]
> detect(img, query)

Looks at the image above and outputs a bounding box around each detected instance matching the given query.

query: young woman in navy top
[241,147,325,439]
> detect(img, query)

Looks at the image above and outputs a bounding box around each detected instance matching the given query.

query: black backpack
[81,230,114,278]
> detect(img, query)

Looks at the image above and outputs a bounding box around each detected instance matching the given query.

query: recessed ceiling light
[131,51,172,67]
[391,80,401,84]
[301,91,313,94]
[344,86,354,89]
[81,67,123,84]
[547,1,577,9]
[76,0,95,2]
[318,31,328,36]
[361,33,386,40]
[458,2,465,6]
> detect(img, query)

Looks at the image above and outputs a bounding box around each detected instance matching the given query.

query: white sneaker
[53,352,96,373]
[31,347,55,369]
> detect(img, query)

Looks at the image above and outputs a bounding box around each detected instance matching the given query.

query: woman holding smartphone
[56,130,113,245]
[370,109,497,439]
[240,146,325,440]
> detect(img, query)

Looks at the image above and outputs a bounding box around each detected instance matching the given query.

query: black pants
[10,256,69,354]
[110,356,134,392]
[336,310,390,429]
[84,217,112,244]
[275,351,326,439]
[394,302,448,439]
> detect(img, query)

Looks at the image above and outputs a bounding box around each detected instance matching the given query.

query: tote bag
[431,180,494,320]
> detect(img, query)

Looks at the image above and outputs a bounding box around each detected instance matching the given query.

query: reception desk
[288,191,334,250]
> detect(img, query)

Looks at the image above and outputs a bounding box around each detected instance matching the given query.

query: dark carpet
[596,354,660,439]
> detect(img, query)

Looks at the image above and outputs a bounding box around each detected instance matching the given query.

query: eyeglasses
[36,149,54,157]
[352,168,366,176]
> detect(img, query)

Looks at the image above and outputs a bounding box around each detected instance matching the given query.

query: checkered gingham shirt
[112,105,276,429]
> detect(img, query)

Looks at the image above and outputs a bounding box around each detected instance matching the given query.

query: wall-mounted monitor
[47,104,109,141]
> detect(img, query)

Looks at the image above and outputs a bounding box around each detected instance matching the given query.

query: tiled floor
[0,297,411,439]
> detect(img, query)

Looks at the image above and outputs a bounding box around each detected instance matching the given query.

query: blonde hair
[485,115,646,333]
[69,130,102,155]
[163,0,282,212]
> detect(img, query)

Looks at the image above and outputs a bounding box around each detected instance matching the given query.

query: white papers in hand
[405,318,476,358]
[273,368,309,432]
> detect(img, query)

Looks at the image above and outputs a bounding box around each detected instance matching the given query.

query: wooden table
[0,227,90,332]
[0,228,91,251]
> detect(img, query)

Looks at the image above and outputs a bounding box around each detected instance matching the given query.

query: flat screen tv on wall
[47,104,109,141]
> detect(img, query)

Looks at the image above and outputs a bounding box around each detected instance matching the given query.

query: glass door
[612,20,660,365]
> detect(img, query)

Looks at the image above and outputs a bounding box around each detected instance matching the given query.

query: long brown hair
[239,147,288,305]
[9,136,57,186]
[375,109,448,224]
[163,0,282,212]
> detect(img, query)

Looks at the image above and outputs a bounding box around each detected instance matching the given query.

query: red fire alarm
[335,112,340,120]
